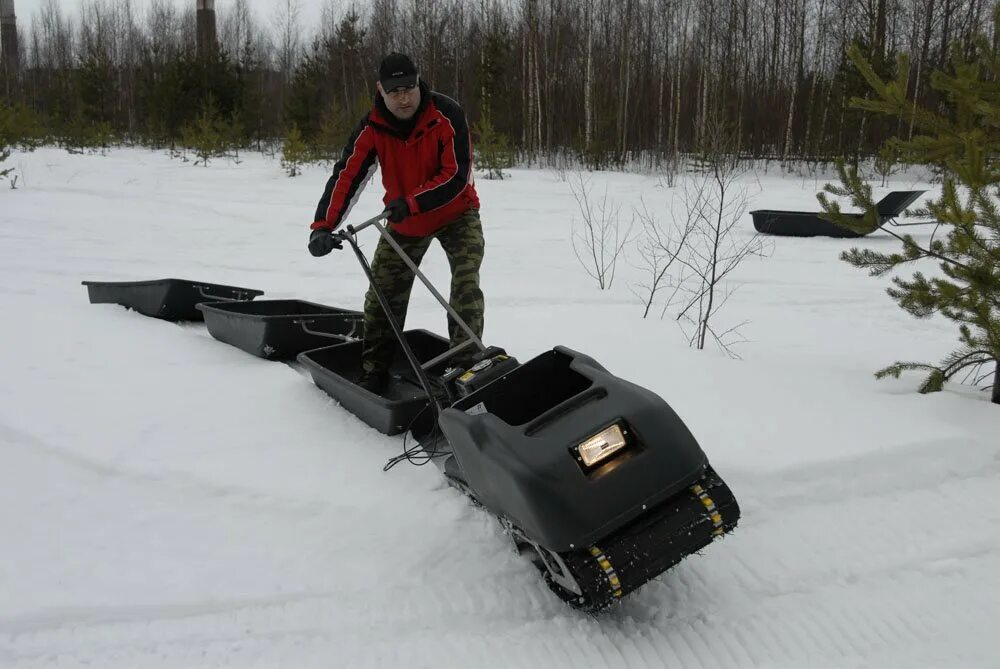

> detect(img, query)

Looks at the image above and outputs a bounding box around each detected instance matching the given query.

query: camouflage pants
[361,209,485,374]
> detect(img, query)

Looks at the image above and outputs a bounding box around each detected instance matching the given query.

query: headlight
[576,424,627,468]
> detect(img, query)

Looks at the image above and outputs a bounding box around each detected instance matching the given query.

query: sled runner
[82,278,263,321]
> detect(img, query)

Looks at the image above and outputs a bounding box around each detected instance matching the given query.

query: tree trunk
[2,0,20,93]
[657,18,666,154]
[584,0,592,150]
[673,0,688,160]
[544,0,557,154]
[912,0,935,139]
[940,0,953,67]
[802,0,827,160]
[992,362,1000,404]
[697,2,713,149]
[480,44,487,112]
[533,32,543,151]
[521,16,531,153]
[738,0,750,155]
[619,27,630,160]
[782,0,804,163]
[873,0,887,62]
[616,0,632,161]
[673,47,681,158]
[856,108,868,156]
[527,34,535,153]
[836,83,847,155]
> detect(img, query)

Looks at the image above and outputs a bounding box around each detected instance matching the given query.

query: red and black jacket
[312,81,480,238]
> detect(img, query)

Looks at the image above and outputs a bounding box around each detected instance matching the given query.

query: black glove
[384,198,410,223]
[308,228,342,257]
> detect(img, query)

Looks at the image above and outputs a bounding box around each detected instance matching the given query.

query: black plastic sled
[82,278,263,321]
[197,299,363,360]
[750,189,925,238]
[298,329,451,435]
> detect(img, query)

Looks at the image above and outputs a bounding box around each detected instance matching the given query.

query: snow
[1,147,998,668]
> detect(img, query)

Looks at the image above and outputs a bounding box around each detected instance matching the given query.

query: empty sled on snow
[82,278,263,321]
[197,299,363,360]
[750,190,926,238]
[298,329,453,435]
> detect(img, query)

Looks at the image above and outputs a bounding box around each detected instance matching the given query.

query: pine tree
[226,109,246,164]
[59,113,114,155]
[872,143,900,188]
[314,95,370,163]
[0,104,15,186]
[181,96,229,167]
[818,34,1000,404]
[281,123,309,177]
[314,99,353,162]
[285,41,331,142]
[473,111,511,180]
[77,45,115,126]
[0,103,41,187]
[233,35,265,151]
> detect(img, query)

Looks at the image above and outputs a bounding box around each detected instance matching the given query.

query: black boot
[356,369,390,396]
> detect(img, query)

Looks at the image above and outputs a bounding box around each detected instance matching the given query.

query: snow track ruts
[3,406,996,668]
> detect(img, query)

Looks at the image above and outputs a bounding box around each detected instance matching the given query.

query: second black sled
[316,212,740,611]
[82,278,264,321]
[198,299,363,360]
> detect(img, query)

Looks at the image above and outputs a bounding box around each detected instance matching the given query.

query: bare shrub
[669,121,772,355]
[568,171,634,290]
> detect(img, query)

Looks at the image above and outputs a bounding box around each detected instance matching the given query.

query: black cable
[382,403,451,471]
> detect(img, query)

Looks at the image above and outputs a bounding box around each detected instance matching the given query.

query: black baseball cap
[379,53,419,91]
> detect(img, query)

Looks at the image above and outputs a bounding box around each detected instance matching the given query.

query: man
[308,53,485,396]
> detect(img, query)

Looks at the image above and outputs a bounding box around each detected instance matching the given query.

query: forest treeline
[0,0,995,168]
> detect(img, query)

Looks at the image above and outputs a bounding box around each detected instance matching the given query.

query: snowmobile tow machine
[327,212,741,611]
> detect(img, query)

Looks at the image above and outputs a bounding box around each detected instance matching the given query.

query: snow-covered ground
[1,148,997,668]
